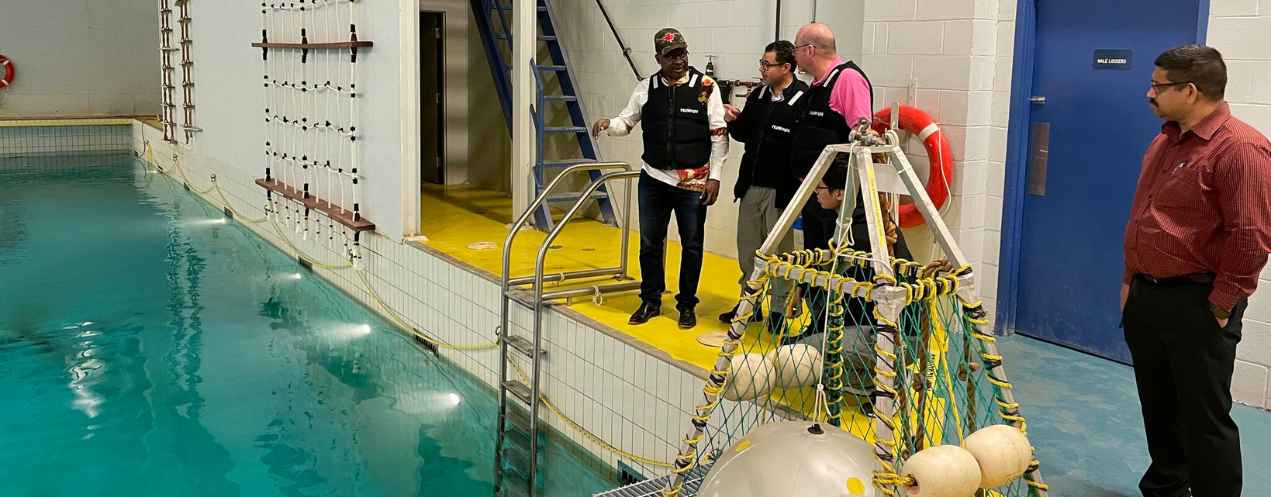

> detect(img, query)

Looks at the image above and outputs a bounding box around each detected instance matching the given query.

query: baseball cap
[654,28,688,56]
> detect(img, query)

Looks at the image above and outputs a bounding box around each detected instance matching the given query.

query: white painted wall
[553,0,864,258]
[180,0,405,239]
[1207,0,1271,408]
[0,0,159,117]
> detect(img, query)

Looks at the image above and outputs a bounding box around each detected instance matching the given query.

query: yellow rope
[508,360,676,469]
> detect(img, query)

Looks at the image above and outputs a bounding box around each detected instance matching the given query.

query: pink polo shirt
[813,56,873,128]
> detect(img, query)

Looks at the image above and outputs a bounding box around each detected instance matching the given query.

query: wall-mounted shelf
[251,41,373,49]
[255,178,374,232]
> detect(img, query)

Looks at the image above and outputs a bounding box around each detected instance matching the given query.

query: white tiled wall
[134,121,708,479]
[0,124,132,156]
[1208,0,1271,408]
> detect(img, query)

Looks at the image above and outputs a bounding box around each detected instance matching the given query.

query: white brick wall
[858,0,1005,323]
[553,0,863,258]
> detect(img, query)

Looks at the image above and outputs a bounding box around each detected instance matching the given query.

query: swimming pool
[0,152,618,497]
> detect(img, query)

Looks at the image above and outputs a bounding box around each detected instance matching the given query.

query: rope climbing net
[258,0,368,270]
[662,242,1049,497]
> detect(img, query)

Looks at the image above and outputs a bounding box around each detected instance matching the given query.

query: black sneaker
[717,304,763,323]
[628,302,661,325]
[678,307,697,329]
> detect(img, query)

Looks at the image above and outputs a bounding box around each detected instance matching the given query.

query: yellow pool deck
[414,184,761,375]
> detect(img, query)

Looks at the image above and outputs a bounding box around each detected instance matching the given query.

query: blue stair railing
[471,0,617,230]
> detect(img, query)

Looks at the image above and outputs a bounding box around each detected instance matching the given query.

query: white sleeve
[606,81,647,137]
[706,78,729,181]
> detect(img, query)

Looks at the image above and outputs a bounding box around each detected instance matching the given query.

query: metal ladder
[495,163,641,497]
[470,0,617,230]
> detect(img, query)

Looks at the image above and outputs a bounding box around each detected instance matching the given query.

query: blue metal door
[1007,0,1207,362]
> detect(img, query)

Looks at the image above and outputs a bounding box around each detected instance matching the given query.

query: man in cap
[592,28,729,329]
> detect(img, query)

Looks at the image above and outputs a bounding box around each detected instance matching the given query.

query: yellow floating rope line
[507,360,676,469]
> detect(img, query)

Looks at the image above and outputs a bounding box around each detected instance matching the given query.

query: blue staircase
[471,0,617,230]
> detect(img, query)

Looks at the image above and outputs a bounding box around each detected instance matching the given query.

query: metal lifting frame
[496,162,640,496]
[659,118,1048,497]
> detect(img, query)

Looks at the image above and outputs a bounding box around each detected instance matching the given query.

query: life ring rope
[872,105,955,229]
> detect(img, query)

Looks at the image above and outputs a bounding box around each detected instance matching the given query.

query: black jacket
[641,67,714,170]
[727,79,810,208]
[788,61,873,180]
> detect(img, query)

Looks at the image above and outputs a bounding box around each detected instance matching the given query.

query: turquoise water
[0,153,617,497]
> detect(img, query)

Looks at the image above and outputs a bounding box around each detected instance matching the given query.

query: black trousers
[1122,275,1246,497]
[637,172,707,309]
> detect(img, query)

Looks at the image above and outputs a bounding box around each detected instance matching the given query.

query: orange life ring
[0,55,13,90]
[872,105,954,228]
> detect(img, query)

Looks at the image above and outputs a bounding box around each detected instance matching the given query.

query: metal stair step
[534,64,568,72]
[495,4,547,12]
[505,288,541,309]
[543,191,609,203]
[538,158,595,168]
[503,380,536,406]
[505,335,545,359]
[496,33,559,42]
[543,126,587,134]
[542,95,578,102]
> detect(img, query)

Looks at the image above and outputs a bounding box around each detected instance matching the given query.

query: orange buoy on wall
[872,105,955,228]
[0,55,14,89]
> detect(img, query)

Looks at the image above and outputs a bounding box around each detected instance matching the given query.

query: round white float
[766,344,822,388]
[697,421,881,497]
[901,445,981,497]
[963,424,1033,488]
[722,353,775,402]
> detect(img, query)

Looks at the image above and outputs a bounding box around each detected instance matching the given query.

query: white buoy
[723,353,775,402]
[963,424,1033,488]
[766,344,821,388]
[697,421,880,497]
[902,445,981,497]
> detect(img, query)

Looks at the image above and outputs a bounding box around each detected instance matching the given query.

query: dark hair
[765,40,797,72]
[822,155,849,192]
[1154,44,1227,100]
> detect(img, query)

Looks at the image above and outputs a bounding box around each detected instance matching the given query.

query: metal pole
[531,170,639,488]
[618,174,634,277]
[595,0,641,79]
[774,0,782,42]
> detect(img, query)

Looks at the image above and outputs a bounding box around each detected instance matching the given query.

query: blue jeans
[637,171,707,310]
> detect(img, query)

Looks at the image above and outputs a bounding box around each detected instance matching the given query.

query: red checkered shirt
[1123,102,1271,311]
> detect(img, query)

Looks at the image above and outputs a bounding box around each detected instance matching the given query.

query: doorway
[999,0,1209,362]
[421,11,445,185]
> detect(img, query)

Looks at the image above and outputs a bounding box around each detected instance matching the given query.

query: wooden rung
[255,178,375,231]
[251,41,374,49]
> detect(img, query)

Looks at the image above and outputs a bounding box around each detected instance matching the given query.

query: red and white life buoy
[0,55,14,90]
[872,105,955,228]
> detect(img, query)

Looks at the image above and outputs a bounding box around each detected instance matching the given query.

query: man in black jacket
[592,28,729,329]
[719,40,808,325]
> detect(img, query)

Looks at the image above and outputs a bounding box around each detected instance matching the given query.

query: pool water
[0,153,618,497]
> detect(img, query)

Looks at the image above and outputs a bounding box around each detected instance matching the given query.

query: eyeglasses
[1149,80,1193,92]
[661,50,689,62]
[793,42,816,52]
[758,59,786,69]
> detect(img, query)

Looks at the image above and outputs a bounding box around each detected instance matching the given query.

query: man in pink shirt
[789,22,907,258]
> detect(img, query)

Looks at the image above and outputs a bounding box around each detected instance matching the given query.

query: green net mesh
[665,246,1048,497]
